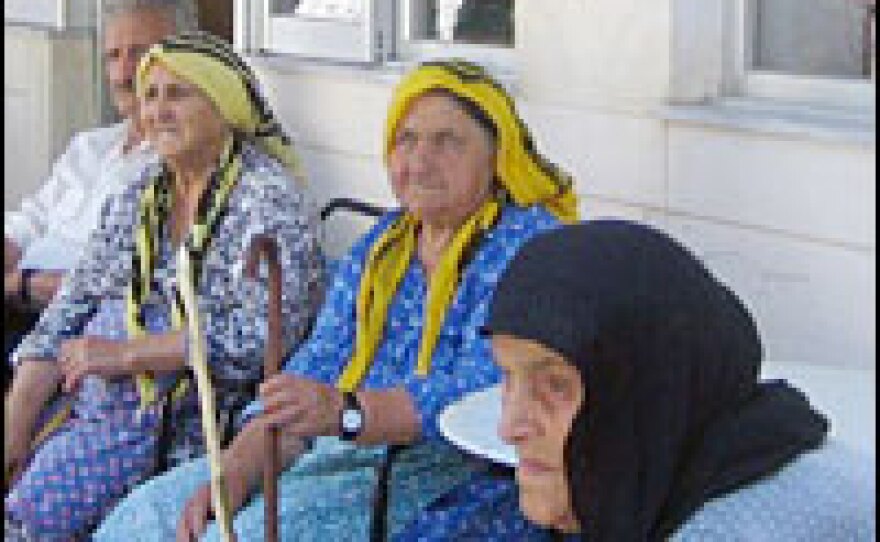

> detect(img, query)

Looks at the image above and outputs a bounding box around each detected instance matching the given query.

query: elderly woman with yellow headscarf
[95,58,578,541]
[4,32,325,541]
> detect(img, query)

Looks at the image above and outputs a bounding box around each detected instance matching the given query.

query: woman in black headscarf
[483,220,874,541]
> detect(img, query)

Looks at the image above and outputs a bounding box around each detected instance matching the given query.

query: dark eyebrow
[398,126,460,138]
[528,355,569,371]
[498,354,565,372]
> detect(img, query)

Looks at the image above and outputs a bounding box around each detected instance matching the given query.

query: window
[235,0,514,65]
[245,0,394,63]
[273,0,363,20]
[731,0,875,108]
[400,0,513,46]
[398,0,514,64]
[751,0,873,79]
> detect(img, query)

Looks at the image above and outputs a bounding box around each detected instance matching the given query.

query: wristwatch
[339,391,364,441]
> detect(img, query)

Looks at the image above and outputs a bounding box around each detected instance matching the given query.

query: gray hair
[102,0,199,33]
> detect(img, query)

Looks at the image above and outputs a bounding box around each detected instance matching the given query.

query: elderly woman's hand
[58,336,130,392]
[176,477,251,542]
[176,422,266,542]
[259,374,344,438]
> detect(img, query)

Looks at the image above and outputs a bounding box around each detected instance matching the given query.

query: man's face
[103,9,177,119]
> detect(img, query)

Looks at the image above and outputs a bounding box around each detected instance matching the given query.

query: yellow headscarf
[385,59,578,221]
[338,59,579,392]
[136,31,302,179]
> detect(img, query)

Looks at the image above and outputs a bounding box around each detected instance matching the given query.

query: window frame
[234,0,516,68]
[727,0,875,109]
[247,0,394,63]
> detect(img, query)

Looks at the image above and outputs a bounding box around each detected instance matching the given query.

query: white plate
[439,362,875,465]
[439,384,517,466]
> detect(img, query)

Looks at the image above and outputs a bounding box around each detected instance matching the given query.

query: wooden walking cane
[177,247,238,542]
[245,235,282,542]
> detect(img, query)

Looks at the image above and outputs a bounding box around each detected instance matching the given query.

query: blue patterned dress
[94,204,561,541]
[5,143,326,541]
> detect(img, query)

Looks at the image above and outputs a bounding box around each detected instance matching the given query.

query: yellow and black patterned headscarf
[385,59,578,221]
[128,32,301,409]
[337,59,579,392]
[136,31,301,178]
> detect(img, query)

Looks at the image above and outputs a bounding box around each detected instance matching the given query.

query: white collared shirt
[5,120,158,268]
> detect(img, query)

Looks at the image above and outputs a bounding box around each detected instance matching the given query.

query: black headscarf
[484,221,828,541]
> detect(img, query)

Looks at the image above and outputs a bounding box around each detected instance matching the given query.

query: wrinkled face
[494,334,584,534]
[139,64,231,164]
[388,93,496,227]
[103,8,176,119]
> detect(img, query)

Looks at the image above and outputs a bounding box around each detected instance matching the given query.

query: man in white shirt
[4,0,197,306]
[4,0,198,367]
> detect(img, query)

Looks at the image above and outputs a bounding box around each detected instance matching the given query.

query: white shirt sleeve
[4,130,94,250]
[5,122,154,257]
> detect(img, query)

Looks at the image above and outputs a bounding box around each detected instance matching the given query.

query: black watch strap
[340,391,364,441]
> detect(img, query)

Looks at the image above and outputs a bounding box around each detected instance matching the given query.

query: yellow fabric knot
[338,199,501,392]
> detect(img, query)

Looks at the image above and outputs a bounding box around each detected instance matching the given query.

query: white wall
[6,26,53,209]
[4,26,98,211]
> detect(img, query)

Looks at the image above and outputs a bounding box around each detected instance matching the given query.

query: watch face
[342,408,363,432]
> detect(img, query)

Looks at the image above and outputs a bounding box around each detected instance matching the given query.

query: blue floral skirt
[93,437,524,541]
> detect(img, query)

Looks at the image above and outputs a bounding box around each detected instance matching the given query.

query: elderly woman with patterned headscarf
[4,32,325,541]
[95,59,578,541]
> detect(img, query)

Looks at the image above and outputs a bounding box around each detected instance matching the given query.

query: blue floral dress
[5,144,326,541]
[94,204,561,541]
